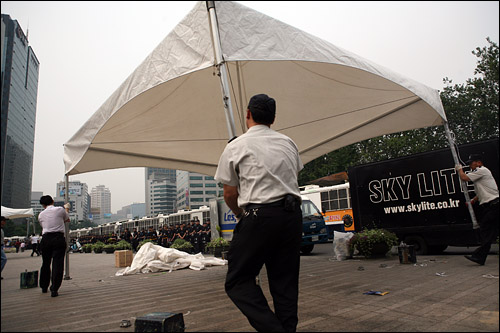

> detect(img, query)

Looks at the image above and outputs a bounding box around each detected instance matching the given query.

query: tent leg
[64,174,71,280]
[206,1,237,141]
[443,121,479,229]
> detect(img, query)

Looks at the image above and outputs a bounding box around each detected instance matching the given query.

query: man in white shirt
[30,234,40,257]
[38,195,70,297]
[215,94,303,332]
[456,154,499,265]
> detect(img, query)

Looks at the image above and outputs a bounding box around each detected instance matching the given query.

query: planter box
[115,250,133,267]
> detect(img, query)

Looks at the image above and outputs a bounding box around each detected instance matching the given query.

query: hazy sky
[2,1,499,213]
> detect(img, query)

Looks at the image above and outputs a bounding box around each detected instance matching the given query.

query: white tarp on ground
[64,1,446,177]
[115,242,227,276]
[1,206,34,219]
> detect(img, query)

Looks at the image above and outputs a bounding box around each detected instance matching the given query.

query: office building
[1,14,40,208]
[117,202,146,219]
[55,181,90,222]
[145,168,177,216]
[176,171,223,210]
[30,191,44,216]
[90,185,111,224]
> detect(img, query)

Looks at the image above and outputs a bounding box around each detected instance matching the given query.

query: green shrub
[93,241,105,253]
[82,244,93,253]
[114,240,132,250]
[206,237,230,249]
[170,239,194,252]
[349,228,398,258]
[138,239,154,250]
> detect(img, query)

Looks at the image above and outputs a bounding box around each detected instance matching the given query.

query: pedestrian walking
[38,195,70,297]
[456,153,499,265]
[215,94,303,332]
[30,233,40,256]
[1,216,7,279]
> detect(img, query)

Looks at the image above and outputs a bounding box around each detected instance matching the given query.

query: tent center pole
[443,121,479,229]
[207,1,237,141]
[64,174,71,280]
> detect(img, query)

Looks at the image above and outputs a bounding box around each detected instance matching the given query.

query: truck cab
[300,195,329,254]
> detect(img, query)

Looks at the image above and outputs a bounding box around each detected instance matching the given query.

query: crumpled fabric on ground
[115,242,227,276]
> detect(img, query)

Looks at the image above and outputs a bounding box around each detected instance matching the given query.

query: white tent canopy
[64,1,446,177]
[1,206,34,219]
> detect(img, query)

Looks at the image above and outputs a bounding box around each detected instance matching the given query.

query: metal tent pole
[443,121,479,229]
[206,1,237,141]
[64,174,71,280]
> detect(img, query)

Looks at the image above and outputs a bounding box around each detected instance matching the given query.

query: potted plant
[93,241,105,253]
[82,244,93,253]
[114,240,132,251]
[103,244,116,254]
[170,239,194,253]
[138,239,154,251]
[206,237,230,257]
[349,228,398,258]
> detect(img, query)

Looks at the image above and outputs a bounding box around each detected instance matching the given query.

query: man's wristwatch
[236,212,243,220]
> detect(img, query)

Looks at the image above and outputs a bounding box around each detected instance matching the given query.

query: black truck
[348,138,499,254]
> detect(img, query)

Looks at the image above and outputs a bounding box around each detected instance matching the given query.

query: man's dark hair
[40,195,54,206]
[248,94,276,125]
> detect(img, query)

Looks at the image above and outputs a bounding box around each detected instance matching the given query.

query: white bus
[300,183,354,238]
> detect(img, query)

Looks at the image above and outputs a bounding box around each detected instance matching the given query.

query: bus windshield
[301,200,323,221]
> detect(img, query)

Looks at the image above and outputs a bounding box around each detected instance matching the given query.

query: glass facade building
[145,168,177,215]
[1,14,39,208]
[176,171,223,210]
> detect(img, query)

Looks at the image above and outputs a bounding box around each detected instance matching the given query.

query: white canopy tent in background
[62,1,477,277]
[1,206,35,238]
[1,206,34,219]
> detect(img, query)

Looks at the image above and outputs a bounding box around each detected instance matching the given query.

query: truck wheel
[404,235,428,255]
[300,245,314,255]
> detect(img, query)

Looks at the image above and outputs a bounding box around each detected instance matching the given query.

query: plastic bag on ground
[333,231,354,261]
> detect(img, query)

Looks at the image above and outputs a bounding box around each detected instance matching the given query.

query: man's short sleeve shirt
[466,166,499,204]
[38,205,69,234]
[215,125,304,207]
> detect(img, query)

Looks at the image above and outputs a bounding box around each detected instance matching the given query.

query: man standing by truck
[215,94,303,332]
[456,154,499,265]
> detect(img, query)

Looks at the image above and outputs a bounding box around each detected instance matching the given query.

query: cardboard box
[115,250,133,267]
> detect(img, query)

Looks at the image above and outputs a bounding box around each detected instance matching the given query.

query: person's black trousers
[473,200,499,263]
[39,232,67,292]
[225,205,302,332]
[31,243,39,256]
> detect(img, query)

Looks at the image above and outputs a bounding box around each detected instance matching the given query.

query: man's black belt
[245,198,286,211]
[483,197,499,208]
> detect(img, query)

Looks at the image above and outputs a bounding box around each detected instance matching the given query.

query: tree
[299,38,499,185]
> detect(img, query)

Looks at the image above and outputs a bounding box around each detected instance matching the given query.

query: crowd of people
[70,220,213,254]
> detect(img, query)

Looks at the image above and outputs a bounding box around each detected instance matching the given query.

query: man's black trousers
[225,205,302,332]
[473,200,499,263]
[40,232,67,292]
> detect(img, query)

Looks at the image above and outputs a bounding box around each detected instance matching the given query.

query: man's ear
[246,109,251,120]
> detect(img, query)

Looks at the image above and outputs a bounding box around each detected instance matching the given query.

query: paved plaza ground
[1,243,498,332]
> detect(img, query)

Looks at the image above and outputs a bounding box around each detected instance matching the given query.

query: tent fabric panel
[92,68,236,145]
[67,148,218,177]
[64,1,214,174]
[216,1,445,121]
